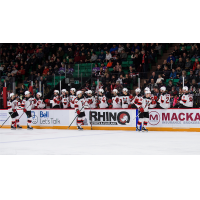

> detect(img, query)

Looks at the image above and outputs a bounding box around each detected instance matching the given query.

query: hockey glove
[12,109,17,113]
[128,104,132,108]
[88,99,93,105]
[108,105,112,108]
[134,98,138,103]
[108,99,112,104]
[77,110,81,115]
[139,107,144,113]
[45,99,50,104]
[129,95,133,100]
[23,109,27,113]
[115,98,119,103]
[154,96,158,101]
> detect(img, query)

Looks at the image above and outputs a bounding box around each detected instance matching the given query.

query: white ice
[0,129,200,155]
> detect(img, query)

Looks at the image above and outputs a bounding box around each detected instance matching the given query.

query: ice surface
[0,129,200,155]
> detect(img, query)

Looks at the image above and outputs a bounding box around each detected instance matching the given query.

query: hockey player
[97,89,108,108]
[111,89,122,108]
[121,88,131,108]
[179,86,193,108]
[21,91,33,130]
[70,88,76,108]
[7,93,22,130]
[157,86,170,109]
[35,92,45,109]
[129,88,143,109]
[52,90,60,108]
[60,89,69,109]
[136,90,152,132]
[85,90,96,108]
[74,91,85,130]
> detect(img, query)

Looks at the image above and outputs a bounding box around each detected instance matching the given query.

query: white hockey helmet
[113,89,118,94]
[10,93,15,98]
[183,86,188,91]
[123,88,128,93]
[135,88,141,93]
[62,89,67,93]
[37,92,42,97]
[76,91,82,96]
[160,86,166,92]
[54,90,59,94]
[87,90,92,94]
[25,91,30,95]
[70,88,76,92]
[146,90,151,94]
[99,89,104,93]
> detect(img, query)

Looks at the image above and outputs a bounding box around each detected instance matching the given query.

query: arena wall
[0,109,200,132]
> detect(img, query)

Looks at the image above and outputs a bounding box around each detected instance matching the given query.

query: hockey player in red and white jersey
[121,88,131,108]
[179,86,193,108]
[51,90,60,108]
[69,88,76,108]
[7,93,22,130]
[110,89,122,108]
[35,92,45,109]
[157,86,170,109]
[85,90,96,109]
[136,90,152,132]
[74,91,85,131]
[21,91,34,130]
[129,88,143,109]
[97,89,108,108]
[143,87,157,109]
[60,89,69,109]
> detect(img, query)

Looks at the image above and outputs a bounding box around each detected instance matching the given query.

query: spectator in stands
[169,60,175,70]
[117,67,125,78]
[155,65,163,76]
[111,67,118,77]
[104,86,111,98]
[36,65,43,75]
[11,67,18,75]
[162,60,168,70]
[149,72,157,83]
[167,53,176,64]
[189,46,196,58]
[148,79,157,91]
[115,80,123,94]
[111,74,117,83]
[103,73,110,84]
[97,50,105,62]
[100,63,107,71]
[128,66,137,84]
[131,43,140,53]
[91,81,96,94]
[120,50,127,61]
[85,52,91,63]
[182,53,187,64]
[132,53,141,69]
[156,74,164,84]
[80,52,86,63]
[162,66,170,80]
[195,64,200,76]
[125,44,131,55]
[117,74,123,85]
[107,60,113,68]
[185,58,192,71]
[92,63,100,77]
[110,45,118,54]
[123,74,131,89]
[195,71,200,85]
[57,47,64,58]
[179,70,188,84]
[170,68,177,79]
[74,52,81,63]
[43,66,49,76]
[105,50,112,61]
[97,67,105,80]
[66,65,74,75]
[193,58,199,70]
[172,46,180,59]
[118,44,124,53]
[17,66,25,76]
[110,81,116,92]
[54,65,59,75]
[176,57,185,69]
[190,79,198,93]
[114,62,121,71]
[176,66,182,79]
[155,43,162,55]
[166,80,173,92]
[188,69,196,85]
[90,52,98,63]
[179,46,187,57]
[58,63,65,75]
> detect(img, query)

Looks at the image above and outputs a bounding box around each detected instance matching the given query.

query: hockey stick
[0,112,15,128]
[89,104,92,130]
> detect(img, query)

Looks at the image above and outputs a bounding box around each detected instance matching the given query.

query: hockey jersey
[74,96,85,114]
[112,96,122,108]
[52,95,60,108]
[120,95,131,108]
[180,93,193,107]
[85,96,97,109]
[35,97,45,109]
[149,94,157,108]
[21,97,34,111]
[157,93,170,109]
[7,99,18,113]
[131,94,143,108]
[141,97,152,112]
[61,95,69,109]
[98,95,108,108]
[70,95,76,108]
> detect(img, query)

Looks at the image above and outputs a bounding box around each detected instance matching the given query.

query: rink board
[0,108,200,131]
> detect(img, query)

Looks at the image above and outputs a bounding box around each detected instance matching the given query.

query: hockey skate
[142,127,148,132]
[11,125,16,130]
[136,127,141,132]
[77,126,83,131]
[27,125,33,130]
[17,125,22,129]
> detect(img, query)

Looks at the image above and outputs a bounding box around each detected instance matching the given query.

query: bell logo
[149,111,160,125]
